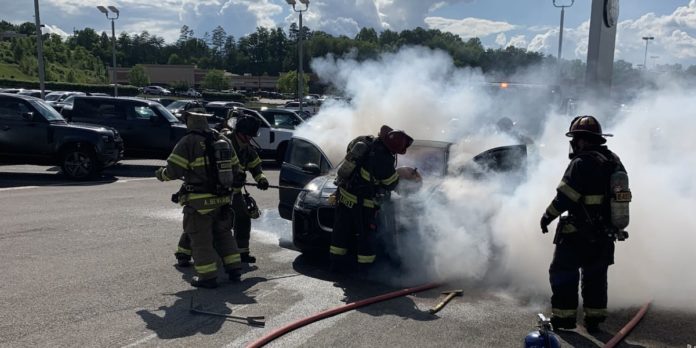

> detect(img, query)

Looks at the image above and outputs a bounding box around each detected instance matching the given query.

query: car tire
[60,145,98,180]
[275,142,288,165]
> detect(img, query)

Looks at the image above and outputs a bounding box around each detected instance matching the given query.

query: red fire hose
[602,301,652,348]
[245,282,440,348]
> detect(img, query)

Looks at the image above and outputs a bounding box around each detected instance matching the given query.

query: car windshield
[44,94,62,101]
[154,104,181,123]
[166,100,188,110]
[61,95,75,105]
[28,99,65,121]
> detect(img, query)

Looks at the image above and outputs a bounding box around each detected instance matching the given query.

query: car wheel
[61,145,98,180]
[275,142,288,165]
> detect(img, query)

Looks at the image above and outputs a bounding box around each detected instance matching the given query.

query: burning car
[277,136,527,255]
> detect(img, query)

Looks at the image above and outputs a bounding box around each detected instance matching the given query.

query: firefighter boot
[550,316,576,330]
[191,276,218,289]
[227,269,242,282]
[175,252,191,267]
[584,318,603,333]
[241,252,256,264]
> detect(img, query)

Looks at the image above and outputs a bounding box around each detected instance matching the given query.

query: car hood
[57,121,116,135]
[300,174,338,206]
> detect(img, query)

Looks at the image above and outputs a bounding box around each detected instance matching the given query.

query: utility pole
[33,0,46,99]
[553,0,574,81]
[98,6,119,96]
[642,36,654,71]
[287,0,310,113]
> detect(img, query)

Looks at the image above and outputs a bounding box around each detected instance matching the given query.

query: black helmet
[235,116,260,137]
[566,115,612,144]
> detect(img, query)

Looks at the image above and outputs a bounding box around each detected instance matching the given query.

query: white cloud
[221,0,283,29]
[507,35,527,49]
[42,25,70,39]
[425,17,515,39]
[495,33,507,46]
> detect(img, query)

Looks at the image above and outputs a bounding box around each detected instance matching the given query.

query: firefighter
[540,115,628,332]
[176,114,268,265]
[155,111,243,288]
[329,125,419,273]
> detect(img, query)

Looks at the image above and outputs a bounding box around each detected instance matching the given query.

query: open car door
[278,137,334,220]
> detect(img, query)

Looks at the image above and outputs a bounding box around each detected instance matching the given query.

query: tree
[167,53,184,65]
[276,70,308,95]
[202,69,229,90]
[129,64,150,87]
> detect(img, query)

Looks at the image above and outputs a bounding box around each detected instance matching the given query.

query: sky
[2,0,696,68]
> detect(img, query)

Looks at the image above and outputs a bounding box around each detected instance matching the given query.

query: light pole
[33,0,46,99]
[642,36,654,71]
[97,5,119,96]
[287,0,309,113]
[553,0,574,80]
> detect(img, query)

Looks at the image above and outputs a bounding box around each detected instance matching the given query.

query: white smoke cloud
[294,45,696,311]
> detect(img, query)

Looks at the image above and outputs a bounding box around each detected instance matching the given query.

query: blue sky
[3,0,696,67]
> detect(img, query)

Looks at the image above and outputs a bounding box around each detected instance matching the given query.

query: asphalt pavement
[1,160,694,347]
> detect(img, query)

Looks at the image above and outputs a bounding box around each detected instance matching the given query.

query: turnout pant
[549,235,615,325]
[182,205,242,280]
[231,193,252,255]
[329,199,379,270]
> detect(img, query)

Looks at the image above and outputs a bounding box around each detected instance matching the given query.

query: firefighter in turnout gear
[329,125,418,273]
[177,114,268,265]
[155,111,243,288]
[540,115,630,332]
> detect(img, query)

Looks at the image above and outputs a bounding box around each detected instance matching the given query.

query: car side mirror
[21,112,34,121]
[302,163,321,175]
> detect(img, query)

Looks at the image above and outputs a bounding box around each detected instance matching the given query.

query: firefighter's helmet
[235,116,260,137]
[566,115,612,143]
[182,111,210,131]
[379,125,413,155]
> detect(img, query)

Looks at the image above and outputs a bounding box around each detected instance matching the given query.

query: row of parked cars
[0,91,309,179]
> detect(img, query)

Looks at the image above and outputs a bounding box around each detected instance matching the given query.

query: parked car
[17,89,48,98]
[166,99,205,120]
[45,91,86,106]
[283,101,320,116]
[179,88,202,98]
[203,101,246,119]
[231,107,295,164]
[277,136,527,254]
[142,86,171,96]
[0,93,123,179]
[63,96,186,158]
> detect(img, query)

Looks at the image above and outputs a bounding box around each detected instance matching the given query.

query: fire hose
[602,301,652,348]
[245,282,440,348]
[244,182,308,192]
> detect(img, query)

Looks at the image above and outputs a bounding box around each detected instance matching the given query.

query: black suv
[64,96,187,158]
[0,93,123,179]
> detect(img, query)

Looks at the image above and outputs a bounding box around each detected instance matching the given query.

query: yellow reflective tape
[546,203,561,217]
[230,156,240,166]
[194,262,217,274]
[360,167,373,181]
[330,245,347,255]
[338,187,376,208]
[583,307,608,317]
[233,187,242,193]
[190,156,207,168]
[584,195,604,205]
[167,153,189,169]
[223,253,241,265]
[186,193,217,200]
[176,247,192,255]
[161,169,172,181]
[561,223,577,234]
[382,172,399,185]
[197,208,214,214]
[557,181,581,202]
[357,254,376,264]
[248,156,262,168]
[238,247,249,253]
[254,173,266,182]
[552,308,577,318]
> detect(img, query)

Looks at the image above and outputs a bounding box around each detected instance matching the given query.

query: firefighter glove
[257,177,269,190]
[540,213,553,234]
[155,167,166,182]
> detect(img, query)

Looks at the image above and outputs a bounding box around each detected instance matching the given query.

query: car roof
[0,92,39,101]
[74,95,157,105]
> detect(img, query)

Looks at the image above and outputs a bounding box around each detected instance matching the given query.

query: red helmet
[566,115,612,143]
[379,125,413,155]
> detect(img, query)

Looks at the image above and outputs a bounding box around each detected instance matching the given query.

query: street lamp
[553,0,574,80]
[287,0,309,113]
[97,5,119,96]
[34,0,46,99]
[642,36,654,71]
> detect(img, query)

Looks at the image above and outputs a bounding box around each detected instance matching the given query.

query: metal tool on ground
[245,182,308,192]
[189,297,265,327]
[429,289,463,314]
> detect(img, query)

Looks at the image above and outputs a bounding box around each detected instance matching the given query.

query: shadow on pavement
[290,253,436,323]
[0,163,162,188]
[136,277,266,339]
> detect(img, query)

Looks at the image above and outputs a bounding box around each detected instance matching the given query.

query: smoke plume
[293,46,696,310]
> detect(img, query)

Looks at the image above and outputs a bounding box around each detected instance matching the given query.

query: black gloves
[540,213,553,234]
[257,177,269,190]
